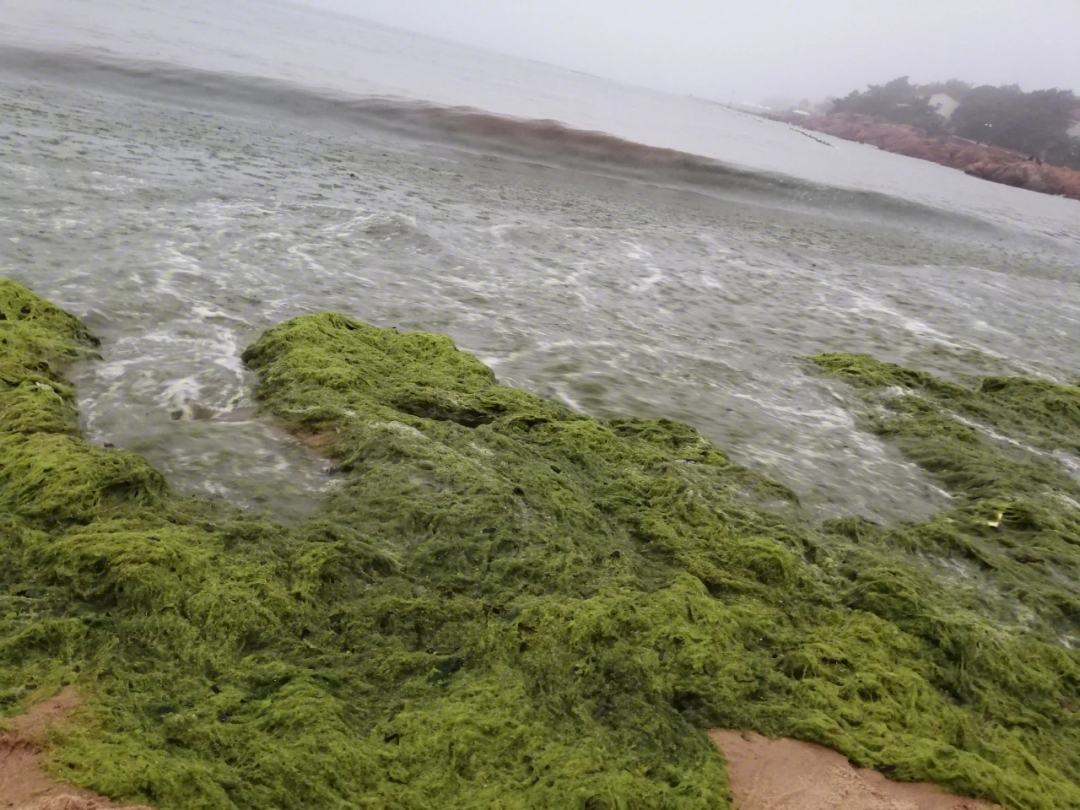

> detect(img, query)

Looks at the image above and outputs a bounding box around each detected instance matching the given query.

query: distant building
[1070,109,1080,140]
[929,93,960,119]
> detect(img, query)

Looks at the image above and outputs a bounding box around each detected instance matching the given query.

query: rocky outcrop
[775,113,1080,201]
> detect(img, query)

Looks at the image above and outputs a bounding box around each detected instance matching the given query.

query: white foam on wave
[731,392,856,432]
[158,375,203,407]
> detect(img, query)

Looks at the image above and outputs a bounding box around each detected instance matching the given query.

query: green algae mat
[2,277,1079,809]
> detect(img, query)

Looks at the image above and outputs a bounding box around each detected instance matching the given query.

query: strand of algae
[1,278,1078,809]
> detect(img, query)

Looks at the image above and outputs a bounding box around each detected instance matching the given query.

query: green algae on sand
[1,279,1079,809]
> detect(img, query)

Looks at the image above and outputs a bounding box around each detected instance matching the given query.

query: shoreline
[772,112,1080,202]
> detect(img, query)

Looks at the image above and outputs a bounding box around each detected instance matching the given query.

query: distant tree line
[830,77,1080,169]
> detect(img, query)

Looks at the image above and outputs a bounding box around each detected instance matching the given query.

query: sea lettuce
[2,279,1078,809]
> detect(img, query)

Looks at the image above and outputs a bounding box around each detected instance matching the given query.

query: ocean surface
[2,0,1078,521]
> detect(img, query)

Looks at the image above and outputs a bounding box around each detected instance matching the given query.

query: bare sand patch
[0,690,150,810]
[709,730,1001,810]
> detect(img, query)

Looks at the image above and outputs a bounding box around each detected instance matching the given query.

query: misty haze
[1,2,1078,810]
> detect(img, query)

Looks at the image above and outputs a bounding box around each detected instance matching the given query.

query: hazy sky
[294,0,1080,105]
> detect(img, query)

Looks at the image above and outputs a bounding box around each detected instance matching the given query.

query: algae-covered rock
[241,313,799,599]
[0,278,95,435]
[0,281,163,520]
[2,283,1079,809]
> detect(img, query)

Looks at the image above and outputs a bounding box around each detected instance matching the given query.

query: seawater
[1,0,1078,521]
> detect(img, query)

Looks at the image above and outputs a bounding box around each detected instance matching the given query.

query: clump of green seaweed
[811,352,1080,631]
[1,279,1079,809]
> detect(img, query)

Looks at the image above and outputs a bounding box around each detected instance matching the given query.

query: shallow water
[1,3,1078,522]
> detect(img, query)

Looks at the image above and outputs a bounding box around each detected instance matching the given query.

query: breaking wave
[0,44,988,229]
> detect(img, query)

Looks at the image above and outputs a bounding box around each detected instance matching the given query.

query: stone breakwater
[774,112,1080,202]
[2,278,1080,809]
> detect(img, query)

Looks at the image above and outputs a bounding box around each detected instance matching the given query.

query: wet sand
[710,730,1000,810]
[0,691,150,810]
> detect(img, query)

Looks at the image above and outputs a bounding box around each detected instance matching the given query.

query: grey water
[1,0,1078,522]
